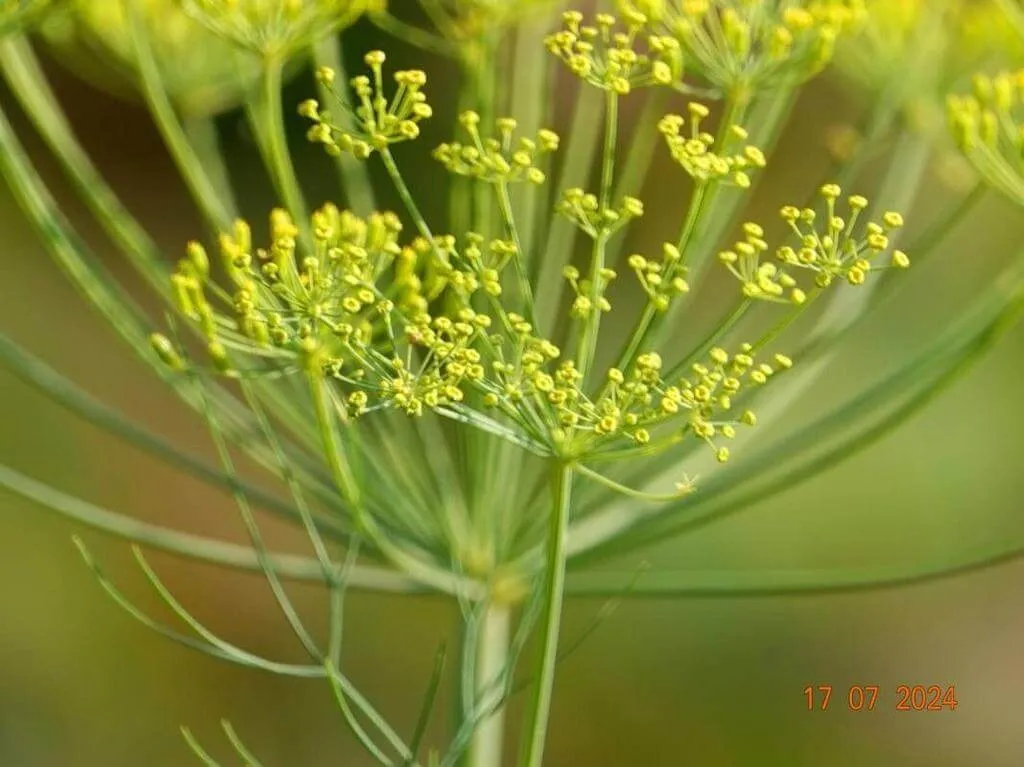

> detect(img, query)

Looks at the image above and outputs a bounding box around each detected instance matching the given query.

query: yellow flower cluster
[433,112,560,185]
[180,0,366,58]
[627,243,690,312]
[546,10,683,94]
[563,344,779,463]
[630,0,865,98]
[169,205,406,373]
[948,71,1024,207]
[162,201,794,467]
[301,51,432,159]
[719,184,908,303]
[562,264,616,319]
[556,188,645,239]
[658,102,767,188]
[426,233,519,299]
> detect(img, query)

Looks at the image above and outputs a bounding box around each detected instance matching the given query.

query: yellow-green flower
[948,70,1024,206]
[181,0,368,59]
[835,0,1024,96]
[644,0,866,99]
[40,0,262,116]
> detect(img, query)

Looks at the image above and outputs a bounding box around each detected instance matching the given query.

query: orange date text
[803,685,957,711]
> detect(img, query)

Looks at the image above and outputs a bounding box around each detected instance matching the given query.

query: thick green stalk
[184,115,239,215]
[518,463,573,767]
[125,1,232,231]
[257,55,310,234]
[464,604,512,767]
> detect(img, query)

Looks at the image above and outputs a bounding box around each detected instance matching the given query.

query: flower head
[649,0,865,99]
[180,0,367,58]
[658,103,767,188]
[547,10,683,94]
[948,70,1024,206]
[42,0,262,116]
[719,185,908,303]
[303,51,432,158]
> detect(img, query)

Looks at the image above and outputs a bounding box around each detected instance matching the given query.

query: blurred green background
[2,20,1024,767]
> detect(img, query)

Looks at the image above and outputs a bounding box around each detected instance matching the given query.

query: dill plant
[0,0,1023,764]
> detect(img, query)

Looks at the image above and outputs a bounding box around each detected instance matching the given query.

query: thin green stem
[308,373,480,598]
[380,148,436,243]
[612,185,709,375]
[497,181,535,321]
[576,93,618,384]
[323,658,397,766]
[0,462,416,589]
[518,463,573,767]
[407,643,447,765]
[182,728,222,766]
[0,330,349,534]
[610,89,668,207]
[509,14,556,264]
[534,85,604,335]
[664,299,752,381]
[222,721,265,767]
[472,36,498,236]
[193,377,322,659]
[574,462,693,503]
[240,380,336,579]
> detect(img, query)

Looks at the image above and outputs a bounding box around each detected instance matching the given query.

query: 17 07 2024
[803,685,958,711]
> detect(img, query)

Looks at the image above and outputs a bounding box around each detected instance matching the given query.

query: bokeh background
[2,12,1024,767]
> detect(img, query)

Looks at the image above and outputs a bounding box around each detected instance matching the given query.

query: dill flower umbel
[627,0,866,99]
[181,0,368,58]
[948,70,1024,205]
[2,1,1022,766]
[39,0,262,115]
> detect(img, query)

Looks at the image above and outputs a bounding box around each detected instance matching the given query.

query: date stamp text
[803,685,958,711]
